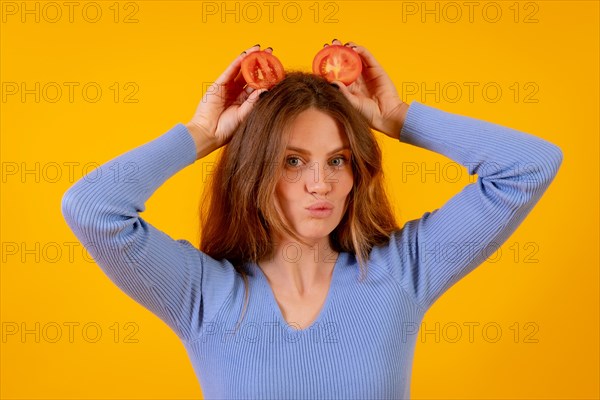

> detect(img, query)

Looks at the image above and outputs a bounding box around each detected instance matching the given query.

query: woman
[61,39,563,398]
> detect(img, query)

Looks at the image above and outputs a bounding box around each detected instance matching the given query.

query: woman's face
[274,107,354,244]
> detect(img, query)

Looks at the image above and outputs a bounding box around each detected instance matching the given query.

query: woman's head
[273,106,354,248]
[199,71,399,280]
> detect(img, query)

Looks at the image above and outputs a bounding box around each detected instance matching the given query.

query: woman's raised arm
[61,124,212,342]
[61,44,269,342]
[332,38,563,311]
[384,101,563,311]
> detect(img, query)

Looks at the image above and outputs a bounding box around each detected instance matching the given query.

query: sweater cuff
[162,123,198,170]
[398,100,433,145]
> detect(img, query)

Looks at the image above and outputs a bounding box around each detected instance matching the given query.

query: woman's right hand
[186,44,271,160]
[327,39,409,141]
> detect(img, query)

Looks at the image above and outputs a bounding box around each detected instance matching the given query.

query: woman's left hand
[328,39,409,140]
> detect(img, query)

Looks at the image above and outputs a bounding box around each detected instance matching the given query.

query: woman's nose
[306,161,334,194]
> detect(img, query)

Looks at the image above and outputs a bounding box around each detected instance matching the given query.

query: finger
[345,42,383,70]
[331,79,360,109]
[332,38,343,46]
[214,44,261,87]
[244,84,256,96]
[232,83,251,105]
[233,68,246,89]
[238,88,268,119]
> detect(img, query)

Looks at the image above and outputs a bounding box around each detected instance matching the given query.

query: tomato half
[241,51,285,90]
[312,45,362,85]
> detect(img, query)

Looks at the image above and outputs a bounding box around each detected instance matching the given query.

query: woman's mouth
[306,208,333,218]
[306,202,334,218]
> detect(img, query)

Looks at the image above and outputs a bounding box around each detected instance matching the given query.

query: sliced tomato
[312,45,362,85]
[241,51,285,90]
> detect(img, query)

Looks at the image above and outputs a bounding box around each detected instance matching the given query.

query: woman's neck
[258,237,338,296]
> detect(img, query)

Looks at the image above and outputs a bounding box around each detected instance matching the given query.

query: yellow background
[1,1,598,399]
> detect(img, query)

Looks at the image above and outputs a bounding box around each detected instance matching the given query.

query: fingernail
[330,83,339,90]
[240,51,247,55]
[259,90,270,99]
[253,43,260,47]
[332,38,338,42]
[323,43,329,47]
[265,46,273,51]
[344,42,350,46]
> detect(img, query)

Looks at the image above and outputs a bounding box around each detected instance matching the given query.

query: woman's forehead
[284,125,350,149]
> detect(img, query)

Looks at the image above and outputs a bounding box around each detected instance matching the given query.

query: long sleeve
[384,100,563,312]
[60,124,236,343]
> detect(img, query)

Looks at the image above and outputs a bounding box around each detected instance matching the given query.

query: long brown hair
[199,71,399,329]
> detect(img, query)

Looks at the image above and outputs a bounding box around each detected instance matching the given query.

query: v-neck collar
[249,252,346,333]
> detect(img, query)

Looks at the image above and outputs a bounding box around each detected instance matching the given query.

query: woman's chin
[294,227,335,243]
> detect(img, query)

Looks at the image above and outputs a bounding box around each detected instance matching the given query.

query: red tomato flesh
[312,45,362,85]
[241,51,285,90]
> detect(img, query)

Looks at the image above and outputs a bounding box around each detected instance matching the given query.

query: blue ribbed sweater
[61,101,563,399]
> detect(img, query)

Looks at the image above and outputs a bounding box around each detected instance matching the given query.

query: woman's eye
[285,155,348,168]
[330,156,347,167]
[285,157,302,167]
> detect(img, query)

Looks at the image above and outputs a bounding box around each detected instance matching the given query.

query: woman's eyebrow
[285,146,351,155]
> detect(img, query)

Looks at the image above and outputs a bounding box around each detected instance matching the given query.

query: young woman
[61,39,563,398]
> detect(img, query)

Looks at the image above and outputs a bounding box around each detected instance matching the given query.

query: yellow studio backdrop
[1,0,598,399]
